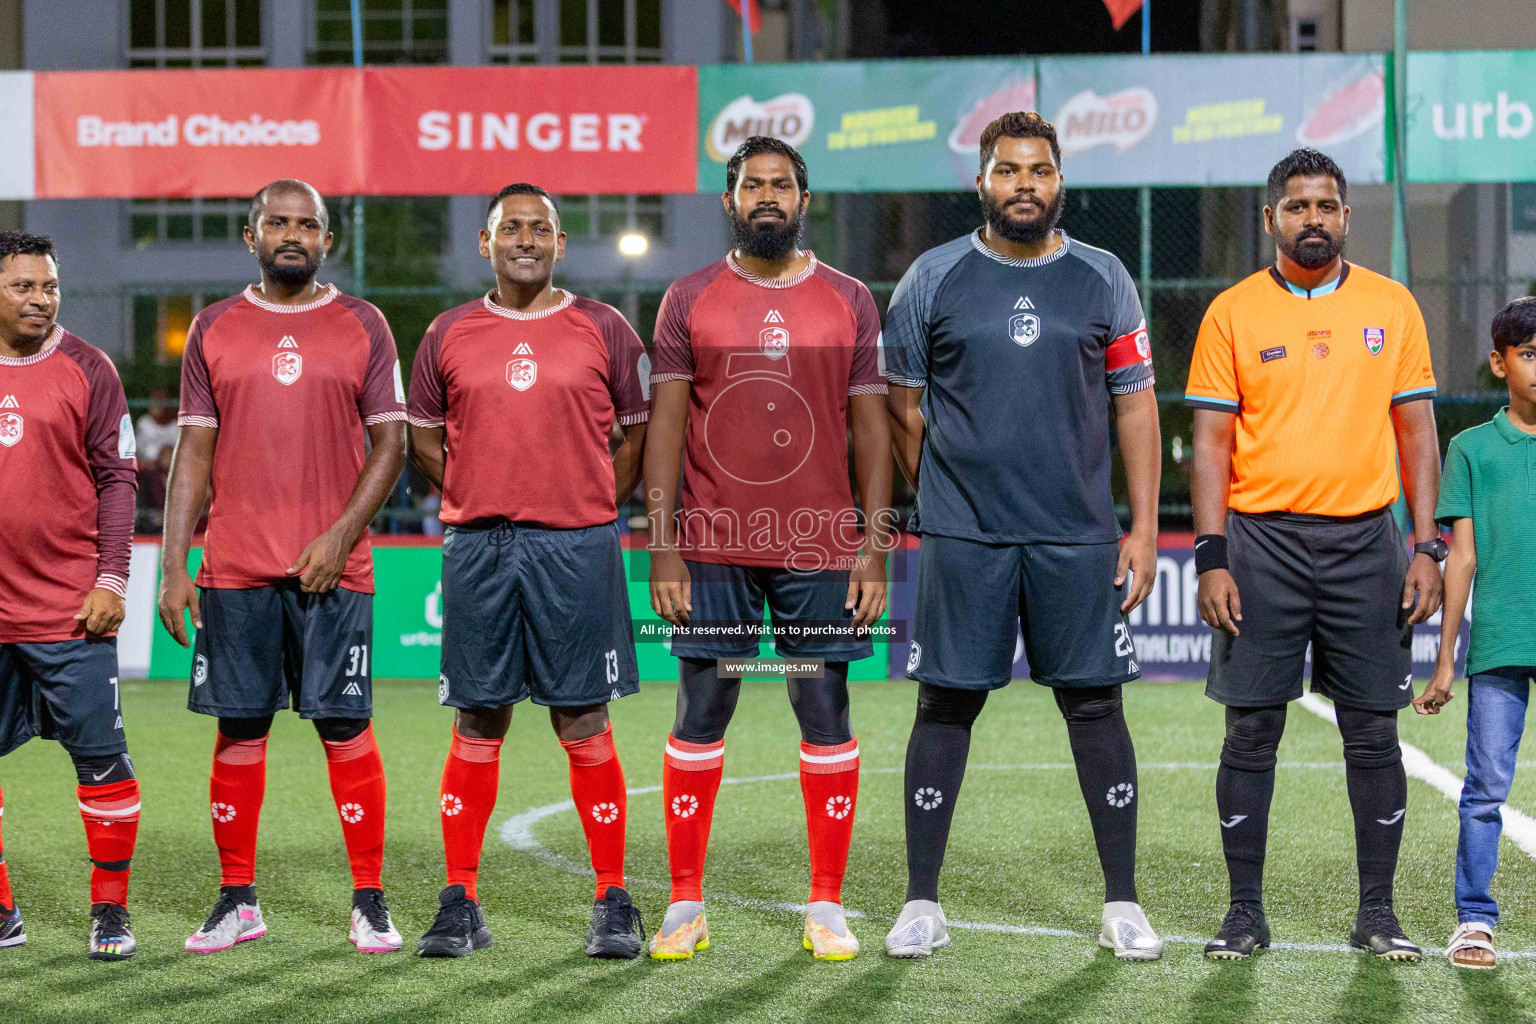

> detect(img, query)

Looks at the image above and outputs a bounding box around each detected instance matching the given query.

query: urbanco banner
[1405,50,1536,183]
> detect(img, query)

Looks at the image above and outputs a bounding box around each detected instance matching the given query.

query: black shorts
[669,559,875,662]
[1206,509,1415,711]
[439,519,638,709]
[906,535,1140,690]
[0,638,126,758]
[188,583,374,720]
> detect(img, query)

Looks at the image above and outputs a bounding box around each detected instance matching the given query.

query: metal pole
[1141,0,1151,55]
[741,2,754,63]
[1138,0,1152,308]
[351,0,366,294]
[1389,0,1410,286]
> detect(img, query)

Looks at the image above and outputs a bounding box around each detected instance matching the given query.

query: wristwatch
[1413,538,1450,563]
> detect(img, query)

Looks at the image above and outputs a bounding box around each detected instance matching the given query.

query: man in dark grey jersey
[881,111,1163,961]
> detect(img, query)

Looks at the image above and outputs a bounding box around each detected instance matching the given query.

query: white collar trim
[970,229,1071,267]
[483,289,574,320]
[0,324,63,366]
[243,283,338,313]
[726,250,818,288]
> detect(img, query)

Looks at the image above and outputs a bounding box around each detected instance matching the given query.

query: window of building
[487,0,663,64]
[312,0,449,65]
[558,194,664,241]
[125,198,250,247]
[126,0,264,68]
[132,293,205,362]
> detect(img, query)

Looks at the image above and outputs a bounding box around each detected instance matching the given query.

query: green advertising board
[149,545,891,683]
[697,57,1037,193]
[1406,50,1536,183]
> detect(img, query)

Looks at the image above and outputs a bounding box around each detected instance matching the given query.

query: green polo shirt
[1436,408,1536,676]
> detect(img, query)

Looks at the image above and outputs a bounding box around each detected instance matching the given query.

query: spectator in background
[134,389,178,519]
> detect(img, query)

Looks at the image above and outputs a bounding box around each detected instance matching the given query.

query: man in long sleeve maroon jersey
[0,232,141,960]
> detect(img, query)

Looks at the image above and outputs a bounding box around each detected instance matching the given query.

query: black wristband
[1194,534,1229,574]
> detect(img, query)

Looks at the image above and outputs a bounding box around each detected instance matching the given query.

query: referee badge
[1364,327,1385,355]
[1008,312,1040,347]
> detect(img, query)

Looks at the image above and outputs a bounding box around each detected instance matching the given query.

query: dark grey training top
[882,229,1154,545]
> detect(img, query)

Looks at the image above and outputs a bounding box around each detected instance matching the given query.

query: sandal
[1446,922,1496,969]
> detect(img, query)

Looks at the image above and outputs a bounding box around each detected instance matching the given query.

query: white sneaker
[186,888,267,953]
[1098,901,1163,961]
[349,889,403,953]
[885,899,949,958]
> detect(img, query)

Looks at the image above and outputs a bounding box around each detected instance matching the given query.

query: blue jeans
[1456,666,1536,928]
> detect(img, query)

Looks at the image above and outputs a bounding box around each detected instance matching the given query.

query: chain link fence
[111,186,1521,535]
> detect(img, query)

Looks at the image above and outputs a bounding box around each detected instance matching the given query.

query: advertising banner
[0,72,34,200]
[362,65,697,196]
[1405,50,1536,183]
[1036,53,1388,187]
[33,68,366,199]
[697,58,1037,193]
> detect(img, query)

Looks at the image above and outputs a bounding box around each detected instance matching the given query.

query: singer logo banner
[29,65,697,199]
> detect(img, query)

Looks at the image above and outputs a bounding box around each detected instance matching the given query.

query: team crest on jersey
[0,412,21,447]
[1364,327,1385,356]
[1009,312,1041,347]
[506,358,537,391]
[273,352,302,386]
[760,326,789,360]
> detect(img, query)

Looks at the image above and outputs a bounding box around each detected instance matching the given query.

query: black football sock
[1055,686,1139,904]
[903,683,987,903]
[1337,704,1407,905]
[1217,705,1286,905]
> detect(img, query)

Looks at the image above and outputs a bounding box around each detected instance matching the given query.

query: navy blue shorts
[439,520,638,709]
[189,583,374,720]
[669,559,875,662]
[0,638,126,758]
[906,535,1140,690]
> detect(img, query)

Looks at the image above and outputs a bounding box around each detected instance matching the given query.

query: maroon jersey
[178,285,405,592]
[408,290,649,528]
[650,253,886,570]
[0,326,137,642]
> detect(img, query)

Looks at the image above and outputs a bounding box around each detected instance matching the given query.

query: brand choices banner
[124,541,1465,683]
[21,65,695,199]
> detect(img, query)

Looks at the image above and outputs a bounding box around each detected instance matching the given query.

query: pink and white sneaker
[349,888,403,953]
[186,887,267,953]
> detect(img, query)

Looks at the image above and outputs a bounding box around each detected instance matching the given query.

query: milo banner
[1036,53,1387,187]
[128,540,1463,683]
[1405,50,1536,183]
[697,58,1037,193]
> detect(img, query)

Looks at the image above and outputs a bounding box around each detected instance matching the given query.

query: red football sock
[210,733,267,888]
[800,738,860,904]
[663,734,724,903]
[322,726,387,891]
[440,728,502,902]
[561,724,628,899]
[78,779,141,906]
[0,787,13,909]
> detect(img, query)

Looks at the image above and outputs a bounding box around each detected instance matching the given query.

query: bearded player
[883,113,1163,960]
[158,180,407,954]
[0,232,141,960]
[645,137,892,961]
[408,184,648,959]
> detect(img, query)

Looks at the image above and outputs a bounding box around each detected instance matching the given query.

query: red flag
[1102,0,1143,30]
[725,0,762,34]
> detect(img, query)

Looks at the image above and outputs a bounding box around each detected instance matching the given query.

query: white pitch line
[1297,692,1536,861]
[497,763,1536,961]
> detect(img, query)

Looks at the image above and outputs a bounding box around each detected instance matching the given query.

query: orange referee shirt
[1185,263,1436,517]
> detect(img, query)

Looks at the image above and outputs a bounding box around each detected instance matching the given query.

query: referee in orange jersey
[1187,149,1445,962]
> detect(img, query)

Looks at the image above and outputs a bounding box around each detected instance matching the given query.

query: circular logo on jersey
[0,412,22,448]
[671,794,699,818]
[760,326,790,360]
[1008,312,1041,347]
[272,352,303,386]
[1311,341,1330,359]
[1106,782,1135,808]
[211,801,237,823]
[914,787,943,811]
[702,377,816,486]
[506,358,538,391]
[194,655,209,687]
[826,795,853,819]
[340,802,365,823]
[591,802,620,824]
[1135,329,1151,360]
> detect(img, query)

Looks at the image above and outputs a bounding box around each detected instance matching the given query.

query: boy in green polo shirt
[1413,296,1536,969]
